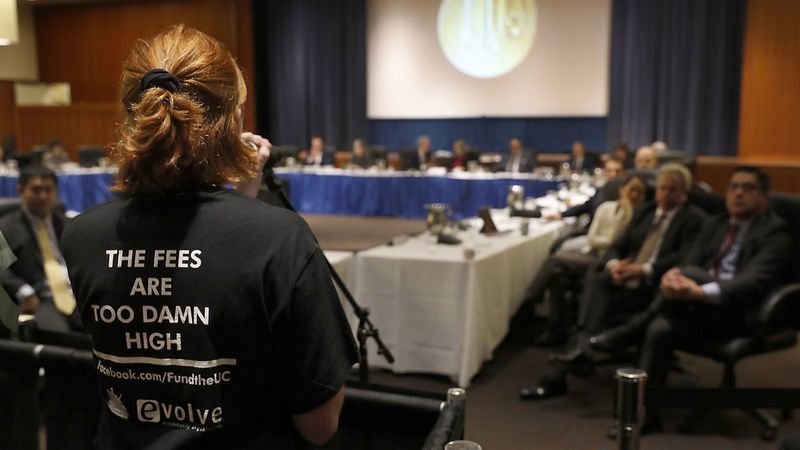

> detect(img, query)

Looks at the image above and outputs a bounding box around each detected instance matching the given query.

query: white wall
[0,3,38,81]
[367,0,610,118]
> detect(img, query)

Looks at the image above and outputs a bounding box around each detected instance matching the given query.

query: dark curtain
[606,0,745,155]
[252,0,367,150]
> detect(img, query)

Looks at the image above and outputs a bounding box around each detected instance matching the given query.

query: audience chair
[1,134,15,158]
[675,192,800,440]
[0,198,21,217]
[15,146,47,170]
[687,189,727,215]
[367,145,387,162]
[30,146,47,165]
[656,149,692,166]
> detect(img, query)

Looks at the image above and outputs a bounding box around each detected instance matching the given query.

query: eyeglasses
[728,182,760,193]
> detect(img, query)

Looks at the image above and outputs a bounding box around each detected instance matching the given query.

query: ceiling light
[0,0,20,46]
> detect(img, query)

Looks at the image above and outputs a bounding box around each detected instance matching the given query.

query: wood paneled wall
[738,0,800,161]
[17,0,255,155]
[15,104,120,160]
[694,157,800,194]
[0,81,14,140]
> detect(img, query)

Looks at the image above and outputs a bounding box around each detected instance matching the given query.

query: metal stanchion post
[447,388,465,405]
[615,368,647,450]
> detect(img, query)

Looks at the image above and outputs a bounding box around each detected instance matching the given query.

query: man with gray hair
[521,163,706,400]
[402,135,432,171]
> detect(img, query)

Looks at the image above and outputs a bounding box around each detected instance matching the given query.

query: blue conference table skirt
[0,170,561,218]
[0,171,116,212]
[276,172,562,219]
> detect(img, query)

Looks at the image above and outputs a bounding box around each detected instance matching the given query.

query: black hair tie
[140,68,181,93]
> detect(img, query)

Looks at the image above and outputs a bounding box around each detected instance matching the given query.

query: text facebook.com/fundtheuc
[97,360,232,386]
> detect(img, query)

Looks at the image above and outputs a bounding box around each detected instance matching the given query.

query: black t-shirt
[61,188,359,449]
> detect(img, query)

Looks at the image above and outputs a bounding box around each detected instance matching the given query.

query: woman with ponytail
[61,25,358,449]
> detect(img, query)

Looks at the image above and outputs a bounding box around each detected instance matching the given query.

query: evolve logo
[136,399,222,427]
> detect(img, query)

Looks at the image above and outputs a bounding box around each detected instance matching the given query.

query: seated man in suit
[495,137,535,173]
[0,165,80,332]
[633,166,792,430]
[568,141,597,173]
[348,138,373,169]
[520,163,705,400]
[402,135,432,171]
[0,166,96,450]
[591,167,792,351]
[303,135,335,166]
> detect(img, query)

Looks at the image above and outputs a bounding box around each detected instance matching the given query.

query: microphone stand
[261,167,394,383]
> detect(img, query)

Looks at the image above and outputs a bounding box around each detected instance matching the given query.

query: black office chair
[0,198,22,217]
[656,149,693,167]
[269,145,298,167]
[687,186,727,215]
[30,146,47,166]
[676,192,800,440]
[367,145,387,162]
[15,146,47,170]
[78,146,106,167]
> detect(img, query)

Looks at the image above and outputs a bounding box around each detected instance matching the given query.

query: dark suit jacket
[679,210,792,307]
[0,208,67,302]
[401,149,430,171]
[569,154,598,173]
[494,151,536,173]
[350,153,373,169]
[303,150,335,166]
[596,201,706,283]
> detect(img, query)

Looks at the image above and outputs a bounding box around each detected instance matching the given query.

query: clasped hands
[659,267,706,301]
[608,259,646,285]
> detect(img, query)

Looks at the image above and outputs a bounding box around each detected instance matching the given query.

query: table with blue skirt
[0,169,116,212]
[274,169,563,219]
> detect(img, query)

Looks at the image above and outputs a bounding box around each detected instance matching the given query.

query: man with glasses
[639,166,791,387]
[603,166,793,432]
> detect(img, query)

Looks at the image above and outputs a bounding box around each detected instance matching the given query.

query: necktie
[34,220,76,315]
[710,223,740,278]
[508,156,518,173]
[633,214,666,264]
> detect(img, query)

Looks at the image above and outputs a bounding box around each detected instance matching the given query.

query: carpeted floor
[363,311,800,449]
[306,214,800,449]
[301,213,427,252]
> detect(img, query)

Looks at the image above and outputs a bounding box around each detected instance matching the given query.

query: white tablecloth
[353,218,564,386]
[324,249,356,304]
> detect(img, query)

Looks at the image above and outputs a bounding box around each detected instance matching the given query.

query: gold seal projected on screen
[437,0,537,79]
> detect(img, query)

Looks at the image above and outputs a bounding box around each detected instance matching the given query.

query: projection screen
[367,0,611,118]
